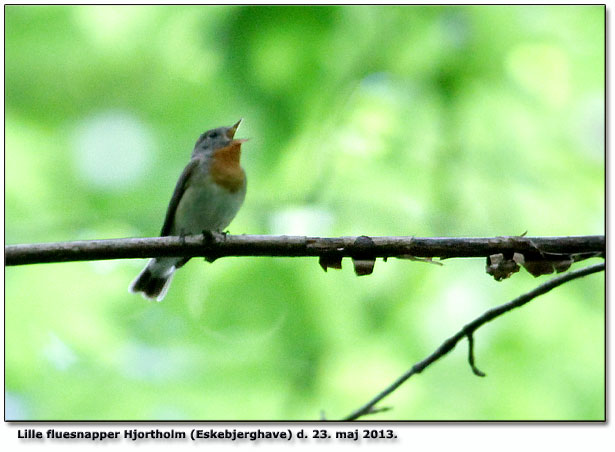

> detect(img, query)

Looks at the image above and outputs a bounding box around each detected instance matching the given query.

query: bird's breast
[172,171,246,234]
[210,141,245,193]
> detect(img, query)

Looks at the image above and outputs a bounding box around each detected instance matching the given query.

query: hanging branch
[4,234,605,266]
[341,262,605,421]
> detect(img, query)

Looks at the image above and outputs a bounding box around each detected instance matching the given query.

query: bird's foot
[202,230,215,243]
[202,230,217,262]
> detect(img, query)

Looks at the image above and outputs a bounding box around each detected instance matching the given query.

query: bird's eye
[209,132,219,139]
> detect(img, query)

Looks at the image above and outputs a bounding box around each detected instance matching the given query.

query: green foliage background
[5,5,604,420]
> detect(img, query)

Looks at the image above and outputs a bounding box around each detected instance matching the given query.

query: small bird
[129,119,248,301]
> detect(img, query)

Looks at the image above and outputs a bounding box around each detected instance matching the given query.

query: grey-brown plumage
[129,119,247,301]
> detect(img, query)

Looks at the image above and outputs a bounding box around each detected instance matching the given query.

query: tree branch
[341,262,605,421]
[4,234,605,266]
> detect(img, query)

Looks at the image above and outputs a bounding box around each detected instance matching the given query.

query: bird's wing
[159,158,200,236]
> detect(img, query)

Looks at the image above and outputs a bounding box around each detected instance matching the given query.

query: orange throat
[210,141,245,192]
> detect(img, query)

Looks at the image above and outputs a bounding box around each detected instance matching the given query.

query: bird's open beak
[227,118,243,139]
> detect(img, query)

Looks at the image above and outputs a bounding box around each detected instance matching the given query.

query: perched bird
[129,119,248,301]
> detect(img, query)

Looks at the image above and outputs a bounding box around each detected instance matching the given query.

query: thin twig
[342,262,605,421]
[467,333,486,377]
[4,234,604,266]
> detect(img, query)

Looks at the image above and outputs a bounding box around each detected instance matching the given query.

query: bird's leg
[202,229,218,263]
[202,229,215,243]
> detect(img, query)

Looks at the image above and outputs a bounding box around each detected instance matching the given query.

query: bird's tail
[129,258,177,302]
